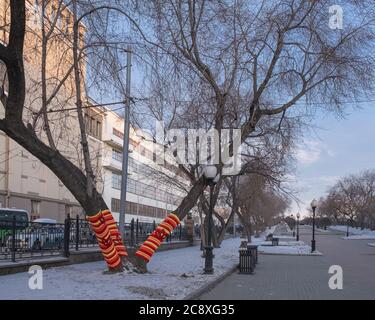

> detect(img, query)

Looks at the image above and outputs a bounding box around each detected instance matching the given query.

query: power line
[23,96,375,116]
[35,100,128,114]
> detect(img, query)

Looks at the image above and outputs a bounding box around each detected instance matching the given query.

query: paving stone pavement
[199,227,375,300]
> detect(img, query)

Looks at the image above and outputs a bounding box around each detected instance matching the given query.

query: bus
[0,208,29,248]
[0,208,29,231]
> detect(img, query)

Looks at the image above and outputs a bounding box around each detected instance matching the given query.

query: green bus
[0,208,29,240]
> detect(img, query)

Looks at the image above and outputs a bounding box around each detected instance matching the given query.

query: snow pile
[273,222,292,236]
[251,228,320,256]
[0,238,241,300]
[329,225,375,240]
[251,239,305,247]
[258,245,322,256]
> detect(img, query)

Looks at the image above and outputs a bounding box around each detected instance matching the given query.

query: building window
[111,198,121,213]
[112,149,122,162]
[84,112,102,140]
[31,200,41,221]
[128,157,137,173]
[112,172,122,190]
[127,178,137,194]
[65,13,70,34]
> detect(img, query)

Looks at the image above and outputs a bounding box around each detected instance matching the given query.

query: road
[199,227,375,300]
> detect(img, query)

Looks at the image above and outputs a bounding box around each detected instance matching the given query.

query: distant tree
[319,171,375,229]
[284,216,297,231]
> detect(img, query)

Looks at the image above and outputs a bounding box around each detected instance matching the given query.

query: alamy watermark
[28,265,43,290]
[329,5,344,30]
[139,121,242,176]
[328,265,343,290]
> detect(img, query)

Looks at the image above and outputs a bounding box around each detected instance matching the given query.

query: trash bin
[239,247,255,274]
[272,238,279,246]
[247,244,258,265]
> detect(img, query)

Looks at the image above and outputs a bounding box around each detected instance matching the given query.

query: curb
[183,264,238,300]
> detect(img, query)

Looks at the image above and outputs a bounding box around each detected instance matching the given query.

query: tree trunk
[1,122,108,215]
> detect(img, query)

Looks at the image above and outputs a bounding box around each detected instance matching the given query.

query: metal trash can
[239,247,255,274]
[247,244,258,265]
[272,237,279,246]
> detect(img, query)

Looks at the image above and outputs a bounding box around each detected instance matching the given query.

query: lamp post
[296,212,300,242]
[118,45,132,242]
[311,199,318,253]
[203,165,220,274]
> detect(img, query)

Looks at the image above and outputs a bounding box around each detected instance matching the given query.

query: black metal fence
[0,216,190,263]
[0,218,65,262]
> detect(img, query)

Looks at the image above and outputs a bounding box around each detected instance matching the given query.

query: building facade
[0,1,186,223]
[0,0,83,221]
[99,108,185,224]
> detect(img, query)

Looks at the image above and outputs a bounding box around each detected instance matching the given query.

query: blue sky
[289,103,375,217]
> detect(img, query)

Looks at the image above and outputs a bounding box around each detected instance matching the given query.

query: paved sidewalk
[199,227,375,300]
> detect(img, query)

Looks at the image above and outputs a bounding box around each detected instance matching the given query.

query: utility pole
[119,45,132,242]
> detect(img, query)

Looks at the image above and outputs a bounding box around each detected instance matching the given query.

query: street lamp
[296,212,300,242]
[203,165,220,274]
[311,199,318,253]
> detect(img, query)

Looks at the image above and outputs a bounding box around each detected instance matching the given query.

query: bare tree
[319,170,375,229]
[1,0,375,271]
[124,0,375,229]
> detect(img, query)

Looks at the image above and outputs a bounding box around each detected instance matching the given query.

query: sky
[289,103,375,217]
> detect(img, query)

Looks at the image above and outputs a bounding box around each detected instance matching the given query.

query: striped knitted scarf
[135,213,181,262]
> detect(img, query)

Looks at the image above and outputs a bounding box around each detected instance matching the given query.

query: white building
[99,107,186,224]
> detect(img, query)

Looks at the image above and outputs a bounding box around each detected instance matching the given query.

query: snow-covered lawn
[258,245,322,256]
[329,225,375,240]
[248,229,321,256]
[0,238,241,300]
[252,239,305,247]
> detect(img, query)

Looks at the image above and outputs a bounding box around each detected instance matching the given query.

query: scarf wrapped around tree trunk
[87,210,128,269]
[135,213,180,262]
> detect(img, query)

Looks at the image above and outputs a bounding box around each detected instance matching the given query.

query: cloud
[294,140,334,166]
[295,140,322,165]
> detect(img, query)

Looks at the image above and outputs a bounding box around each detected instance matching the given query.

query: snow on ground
[368,243,375,247]
[257,245,322,256]
[249,228,321,256]
[329,225,375,240]
[0,238,241,300]
[251,239,305,247]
